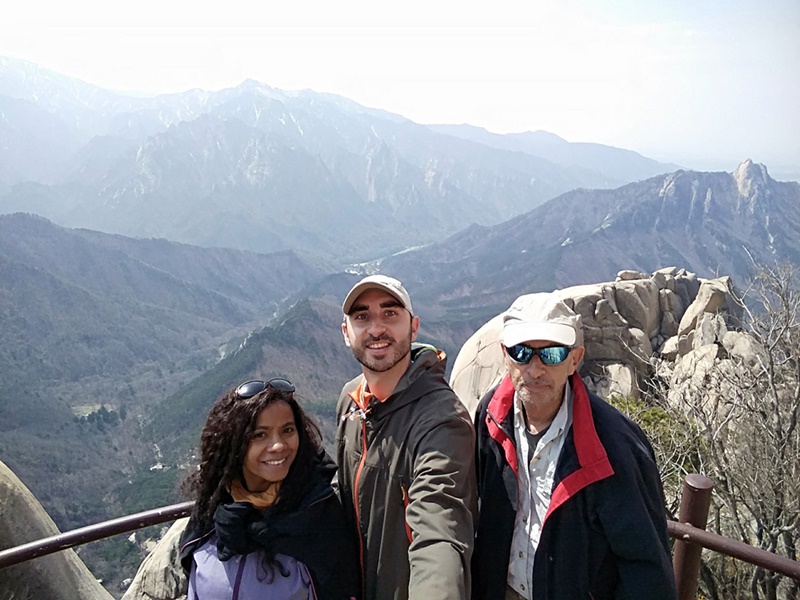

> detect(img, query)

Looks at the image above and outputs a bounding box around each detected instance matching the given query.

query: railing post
[673,473,714,600]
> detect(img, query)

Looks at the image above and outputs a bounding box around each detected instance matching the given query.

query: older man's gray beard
[351,328,413,374]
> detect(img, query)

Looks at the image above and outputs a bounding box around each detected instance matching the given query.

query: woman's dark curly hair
[182,382,323,531]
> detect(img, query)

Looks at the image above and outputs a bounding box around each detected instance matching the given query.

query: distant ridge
[427,123,682,183]
[378,159,800,314]
[1,56,679,263]
[0,212,328,389]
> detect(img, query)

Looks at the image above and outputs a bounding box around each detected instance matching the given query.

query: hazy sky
[2,0,798,171]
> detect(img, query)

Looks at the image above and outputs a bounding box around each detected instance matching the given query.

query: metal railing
[0,501,193,569]
[1,476,798,599]
[669,474,800,599]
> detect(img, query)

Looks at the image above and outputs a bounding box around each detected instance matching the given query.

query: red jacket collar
[485,375,518,475]
[485,372,615,518]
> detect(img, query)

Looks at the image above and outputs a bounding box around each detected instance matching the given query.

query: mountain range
[0,56,681,262]
[2,55,798,596]
[377,159,800,315]
[0,213,329,543]
[3,156,796,521]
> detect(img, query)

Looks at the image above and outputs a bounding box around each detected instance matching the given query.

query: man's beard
[351,328,413,374]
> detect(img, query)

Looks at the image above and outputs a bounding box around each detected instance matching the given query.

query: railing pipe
[0,501,193,569]
[667,520,800,581]
[672,473,714,599]
[2,486,800,585]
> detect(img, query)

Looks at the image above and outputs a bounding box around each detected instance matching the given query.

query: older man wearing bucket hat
[472,292,676,600]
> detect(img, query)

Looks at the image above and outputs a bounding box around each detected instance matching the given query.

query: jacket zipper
[487,409,509,439]
[400,481,413,544]
[352,416,369,594]
[232,554,246,599]
[303,563,319,600]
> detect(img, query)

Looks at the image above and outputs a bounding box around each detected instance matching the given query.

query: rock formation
[450,267,743,414]
[120,519,188,600]
[0,459,113,600]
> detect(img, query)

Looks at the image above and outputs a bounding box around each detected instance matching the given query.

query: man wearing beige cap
[472,292,676,600]
[336,274,477,600]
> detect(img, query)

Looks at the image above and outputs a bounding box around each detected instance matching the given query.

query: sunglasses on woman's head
[504,344,571,366]
[235,378,296,399]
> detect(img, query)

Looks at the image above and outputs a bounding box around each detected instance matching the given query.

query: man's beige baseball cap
[342,275,413,315]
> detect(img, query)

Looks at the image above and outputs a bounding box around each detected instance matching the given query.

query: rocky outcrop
[0,460,114,600]
[450,267,743,414]
[121,518,188,600]
[664,309,766,408]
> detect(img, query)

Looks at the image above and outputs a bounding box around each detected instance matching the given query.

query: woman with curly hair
[179,378,360,599]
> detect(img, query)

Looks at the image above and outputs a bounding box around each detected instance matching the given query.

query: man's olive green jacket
[336,343,478,600]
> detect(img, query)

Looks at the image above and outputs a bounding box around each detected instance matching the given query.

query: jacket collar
[485,376,519,476]
[179,451,337,568]
[485,372,615,517]
[348,343,451,420]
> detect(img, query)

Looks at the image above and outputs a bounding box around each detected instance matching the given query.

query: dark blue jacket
[473,373,676,600]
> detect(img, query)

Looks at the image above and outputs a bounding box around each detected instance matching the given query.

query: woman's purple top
[188,535,316,599]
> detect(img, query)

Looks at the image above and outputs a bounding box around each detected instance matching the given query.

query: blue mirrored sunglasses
[235,378,295,399]
[505,344,571,366]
